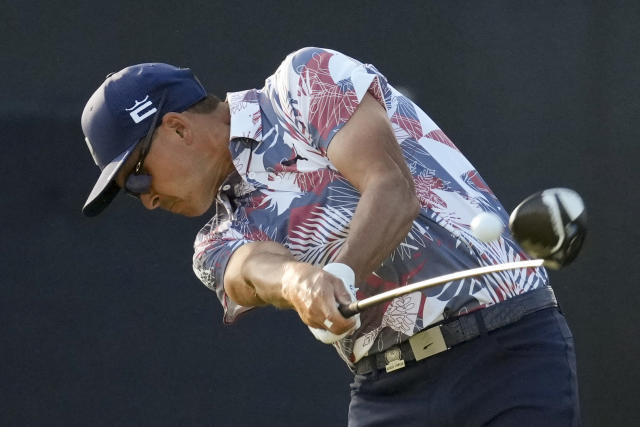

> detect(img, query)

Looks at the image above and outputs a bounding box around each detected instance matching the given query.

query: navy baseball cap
[81,63,207,216]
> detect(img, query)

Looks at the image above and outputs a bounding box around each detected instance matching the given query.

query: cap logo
[125,95,157,124]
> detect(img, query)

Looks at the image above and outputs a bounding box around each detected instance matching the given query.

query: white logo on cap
[125,95,157,123]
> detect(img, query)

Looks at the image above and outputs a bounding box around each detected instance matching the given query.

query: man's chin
[181,200,215,217]
[165,194,215,217]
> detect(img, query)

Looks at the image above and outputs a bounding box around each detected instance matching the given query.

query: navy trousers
[348,308,581,427]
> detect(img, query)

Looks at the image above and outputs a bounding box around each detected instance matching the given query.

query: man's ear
[162,112,190,143]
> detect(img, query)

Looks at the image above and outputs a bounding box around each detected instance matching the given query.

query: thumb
[334,279,356,306]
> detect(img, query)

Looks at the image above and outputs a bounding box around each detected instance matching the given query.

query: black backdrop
[2,1,639,426]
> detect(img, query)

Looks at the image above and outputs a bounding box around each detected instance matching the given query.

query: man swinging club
[81,47,581,426]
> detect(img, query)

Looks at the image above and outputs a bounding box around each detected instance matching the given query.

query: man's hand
[281,262,357,335]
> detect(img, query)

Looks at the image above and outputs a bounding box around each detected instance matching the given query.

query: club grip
[338,302,359,318]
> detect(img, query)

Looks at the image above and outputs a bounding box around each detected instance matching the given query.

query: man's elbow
[386,173,421,223]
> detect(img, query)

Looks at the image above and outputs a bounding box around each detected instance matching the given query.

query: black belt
[354,286,558,375]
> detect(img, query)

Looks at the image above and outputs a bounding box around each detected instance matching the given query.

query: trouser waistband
[354,286,558,375]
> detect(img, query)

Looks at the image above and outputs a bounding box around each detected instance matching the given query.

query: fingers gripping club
[307,263,361,344]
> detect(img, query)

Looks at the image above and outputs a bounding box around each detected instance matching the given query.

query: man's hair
[186,94,222,114]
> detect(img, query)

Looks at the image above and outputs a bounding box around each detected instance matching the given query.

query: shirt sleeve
[274,46,391,153]
[192,216,255,324]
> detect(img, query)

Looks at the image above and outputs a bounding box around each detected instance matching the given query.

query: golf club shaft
[338,259,544,318]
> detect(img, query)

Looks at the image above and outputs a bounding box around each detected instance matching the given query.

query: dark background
[2,1,639,426]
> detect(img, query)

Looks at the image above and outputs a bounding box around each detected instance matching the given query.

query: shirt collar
[226,89,263,142]
[217,166,256,201]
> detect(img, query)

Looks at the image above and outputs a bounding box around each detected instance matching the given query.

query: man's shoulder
[284,46,335,61]
[275,47,360,74]
[265,47,363,94]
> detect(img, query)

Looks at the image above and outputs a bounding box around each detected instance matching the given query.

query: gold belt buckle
[409,325,448,361]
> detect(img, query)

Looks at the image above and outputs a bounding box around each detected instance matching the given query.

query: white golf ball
[470,212,504,242]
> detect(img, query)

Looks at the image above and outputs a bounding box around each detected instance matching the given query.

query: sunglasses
[124,91,167,198]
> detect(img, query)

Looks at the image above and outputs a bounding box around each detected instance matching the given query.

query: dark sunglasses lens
[125,174,152,196]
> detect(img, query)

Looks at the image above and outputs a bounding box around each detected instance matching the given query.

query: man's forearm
[224,240,358,332]
[335,174,420,284]
[224,241,297,308]
[324,92,420,285]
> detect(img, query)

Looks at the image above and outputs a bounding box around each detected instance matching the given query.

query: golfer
[81,47,580,426]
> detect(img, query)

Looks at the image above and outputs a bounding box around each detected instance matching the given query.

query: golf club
[337,188,587,318]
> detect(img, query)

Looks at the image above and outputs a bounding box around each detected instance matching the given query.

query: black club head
[509,188,587,269]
